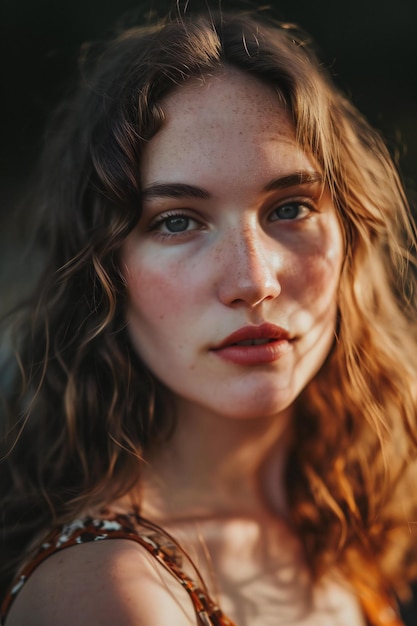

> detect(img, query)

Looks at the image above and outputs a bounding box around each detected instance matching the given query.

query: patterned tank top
[0,513,405,626]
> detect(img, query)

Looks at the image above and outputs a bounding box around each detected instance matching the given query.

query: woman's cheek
[124,254,198,323]
[291,221,343,303]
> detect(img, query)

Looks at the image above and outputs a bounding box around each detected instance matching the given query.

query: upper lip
[213,323,291,349]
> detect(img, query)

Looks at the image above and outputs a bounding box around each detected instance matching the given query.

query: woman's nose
[216,226,282,308]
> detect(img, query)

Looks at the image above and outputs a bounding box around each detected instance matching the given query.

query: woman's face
[121,70,343,422]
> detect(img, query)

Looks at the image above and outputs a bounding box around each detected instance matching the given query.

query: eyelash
[147,211,202,239]
[147,200,316,240]
[268,200,315,222]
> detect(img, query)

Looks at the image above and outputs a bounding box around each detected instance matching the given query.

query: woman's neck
[139,401,293,523]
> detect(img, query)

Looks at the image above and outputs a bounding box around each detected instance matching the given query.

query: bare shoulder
[5,539,198,626]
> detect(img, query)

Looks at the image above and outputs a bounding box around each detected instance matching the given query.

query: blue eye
[148,211,202,238]
[164,216,190,232]
[270,202,311,221]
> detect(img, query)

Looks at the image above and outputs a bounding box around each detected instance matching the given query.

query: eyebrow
[263,171,323,192]
[141,183,210,200]
[141,170,323,200]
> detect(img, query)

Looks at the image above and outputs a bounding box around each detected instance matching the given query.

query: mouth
[232,338,277,346]
[212,323,293,365]
[214,323,291,349]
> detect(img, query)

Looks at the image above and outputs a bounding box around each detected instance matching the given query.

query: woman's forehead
[160,68,292,133]
[141,70,317,191]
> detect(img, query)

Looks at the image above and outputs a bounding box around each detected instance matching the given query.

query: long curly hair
[1,9,417,602]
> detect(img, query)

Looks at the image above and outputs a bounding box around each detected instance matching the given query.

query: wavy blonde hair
[1,10,417,601]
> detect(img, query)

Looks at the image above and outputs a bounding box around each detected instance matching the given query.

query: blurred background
[1,0,416,309]
[0,0,416,620]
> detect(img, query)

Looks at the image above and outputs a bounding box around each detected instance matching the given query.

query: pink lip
[212,323,293,365]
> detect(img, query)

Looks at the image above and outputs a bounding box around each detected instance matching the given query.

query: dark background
[1,1,416,620]
[1,0,417,184]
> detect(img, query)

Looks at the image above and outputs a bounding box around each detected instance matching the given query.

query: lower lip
[212,340,292,365]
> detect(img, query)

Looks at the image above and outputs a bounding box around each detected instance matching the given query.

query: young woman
[1,9,417,626]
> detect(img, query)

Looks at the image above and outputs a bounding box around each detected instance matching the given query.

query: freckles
[306,254,340,291]
[126,257,194,319]
[287,247,341,306]
[297,223,343,292]
[139,275,183,315]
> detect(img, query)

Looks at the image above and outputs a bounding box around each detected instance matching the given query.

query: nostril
[224,280,281,308]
